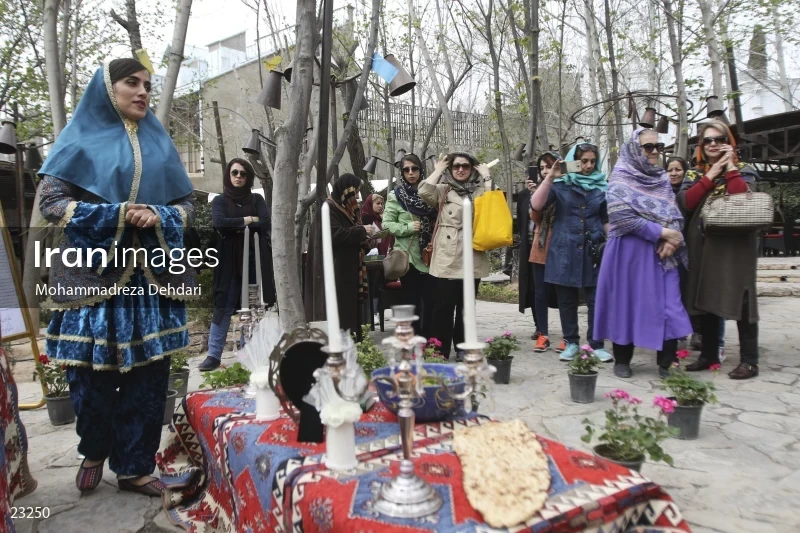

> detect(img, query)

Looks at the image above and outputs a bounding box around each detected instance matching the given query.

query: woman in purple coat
[594,128,692,378]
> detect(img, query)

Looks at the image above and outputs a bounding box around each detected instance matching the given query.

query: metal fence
[362,101,490,148]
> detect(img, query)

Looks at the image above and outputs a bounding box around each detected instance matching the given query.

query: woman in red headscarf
[361,193,394,256]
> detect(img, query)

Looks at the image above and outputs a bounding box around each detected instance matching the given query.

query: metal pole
[725,43,745,136]
[311,0,335,321]
[212,101,227,170]
[15,143,26,262]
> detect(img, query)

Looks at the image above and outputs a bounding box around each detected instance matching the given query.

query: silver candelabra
[237,284,266,398]
[370,305,495,519]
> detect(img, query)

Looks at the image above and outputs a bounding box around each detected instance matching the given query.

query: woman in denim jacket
[530,143,613,362]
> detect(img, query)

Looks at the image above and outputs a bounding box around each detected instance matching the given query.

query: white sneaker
[719,348,726,362]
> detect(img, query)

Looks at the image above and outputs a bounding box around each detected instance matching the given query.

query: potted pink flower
[567,345,602,403]
[38,354,75,426]
[484,331,519,384]
[581,389,677,472]
[660,354,718,440]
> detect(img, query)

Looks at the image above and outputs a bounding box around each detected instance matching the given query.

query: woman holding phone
[677,120,760,379]
[530,143,613,362]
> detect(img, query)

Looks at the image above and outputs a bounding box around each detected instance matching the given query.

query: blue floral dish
[372,363,466,422]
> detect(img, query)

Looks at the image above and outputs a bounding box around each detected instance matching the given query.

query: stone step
[757,258,800,270]
[757,270,800,282]
[758,282,800,297]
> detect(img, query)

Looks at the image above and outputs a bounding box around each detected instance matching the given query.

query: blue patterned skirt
[46,269,189,371]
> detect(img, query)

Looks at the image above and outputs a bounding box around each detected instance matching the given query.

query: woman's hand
[525,179,537,192]
[411,221,421,232]
[363,225,378,237]
[475,163,491,179]
[661,227,682,247]
[657,241,676,259]
[706,149,734,180]
[126,204,159,228]
[433,154,449,174]
[547,161,564,181]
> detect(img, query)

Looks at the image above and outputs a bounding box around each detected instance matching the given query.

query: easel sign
[0,203,48,409]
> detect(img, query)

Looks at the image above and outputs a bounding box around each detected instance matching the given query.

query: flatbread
[453,419,550,528]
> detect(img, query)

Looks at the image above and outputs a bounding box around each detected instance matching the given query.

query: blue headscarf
[39,63,193,205]
[555,144,607,192]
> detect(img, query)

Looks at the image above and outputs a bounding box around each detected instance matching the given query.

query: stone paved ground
[11,296,800,533]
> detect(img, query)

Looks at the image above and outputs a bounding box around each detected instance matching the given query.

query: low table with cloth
[157,388,690,532]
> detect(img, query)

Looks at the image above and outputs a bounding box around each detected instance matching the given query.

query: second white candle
[321,203,343,352]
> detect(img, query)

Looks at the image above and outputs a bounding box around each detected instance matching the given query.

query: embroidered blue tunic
[38,63,196,372]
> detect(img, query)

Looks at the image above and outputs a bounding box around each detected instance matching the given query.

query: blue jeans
[555,285,603,350]
[207,276,244,360]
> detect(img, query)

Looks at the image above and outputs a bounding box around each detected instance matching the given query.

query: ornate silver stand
[371,304,496,518]
[371,305,441,518]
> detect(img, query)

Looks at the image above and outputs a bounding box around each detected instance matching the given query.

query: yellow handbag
[472,189,513,251]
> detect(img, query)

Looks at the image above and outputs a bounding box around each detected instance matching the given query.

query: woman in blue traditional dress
[593,129,692,378]
[530,143,613,363]
[38,58,195,496]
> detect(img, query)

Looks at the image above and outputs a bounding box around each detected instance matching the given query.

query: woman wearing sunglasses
[530,143,613,363]
[200,158,276,371]
[677,120,760,380]
[419,152,491,360]
[594,129,692,378]
[383,154,437,337]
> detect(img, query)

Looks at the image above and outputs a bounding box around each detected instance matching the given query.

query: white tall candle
[462,198,477,344]
[321,203,343,352]
[241,225,250,310]
[253,233,264,306]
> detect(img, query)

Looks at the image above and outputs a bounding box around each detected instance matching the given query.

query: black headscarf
[395,153,437,252]
[223,158,256,212]
[108,58,148,83]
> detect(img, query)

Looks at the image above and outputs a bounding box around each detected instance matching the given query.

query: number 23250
[11,507,50,519]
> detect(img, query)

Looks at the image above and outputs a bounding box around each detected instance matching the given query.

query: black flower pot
[169,370,190,397]
[593,444,644,472]
[163,389,179,426]
[667,398,704,440]
[488,357,512,384]
[45,394,75,426]
[568,372,598,403]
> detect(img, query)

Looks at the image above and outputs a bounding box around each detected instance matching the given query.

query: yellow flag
[135,49,155,74]
[263,55,282,71]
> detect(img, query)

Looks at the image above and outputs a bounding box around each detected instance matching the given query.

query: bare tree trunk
[419,65,472,157]
[772,6,793,111]
[697,0,723,98]
[524,0,545,155]
[584,10,600,144]
[70,4,81,108]
[59,0,71,101]
[156,0,192,129]
[584,0,616,165]
[662,0,689,158]
[272,0,316,331]
[110,0,142,57]
[602,0,623,163]
[557,0,567,147]
[410,0,454,149]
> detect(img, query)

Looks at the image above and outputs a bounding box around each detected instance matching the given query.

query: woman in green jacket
[383,154,438,337]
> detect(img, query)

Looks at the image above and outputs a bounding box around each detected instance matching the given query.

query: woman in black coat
[199,158,275,371]
[325,174,377,341]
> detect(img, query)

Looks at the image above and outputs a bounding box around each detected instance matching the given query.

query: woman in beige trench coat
[419,153,491,360]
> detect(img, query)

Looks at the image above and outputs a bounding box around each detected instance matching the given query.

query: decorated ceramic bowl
[372,363,466,422]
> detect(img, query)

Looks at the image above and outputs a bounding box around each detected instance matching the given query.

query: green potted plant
[354,325,386,376]
[484,331,520,385]
[567,345,602,403]
[421,338,448,364]
[199,362,252,390]
[660,353,719,440]
[581,389,677,472]
[169,352,190,397]
[39,354,75,426]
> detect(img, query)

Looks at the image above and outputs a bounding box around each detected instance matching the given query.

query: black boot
[199,356,221,372]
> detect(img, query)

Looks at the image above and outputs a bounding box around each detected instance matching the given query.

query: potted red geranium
[38,354,75,426]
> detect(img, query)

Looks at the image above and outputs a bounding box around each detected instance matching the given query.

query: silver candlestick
[371,305,442,518]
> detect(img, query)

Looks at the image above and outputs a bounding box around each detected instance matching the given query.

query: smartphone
[558,160,582,174]
[527,165,538,182]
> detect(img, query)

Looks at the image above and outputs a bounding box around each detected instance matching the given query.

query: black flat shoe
[614,364,632,378]
[685,358,717,372]
[198,356,221,372]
